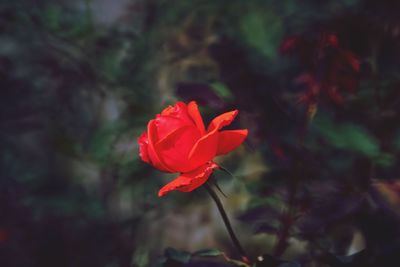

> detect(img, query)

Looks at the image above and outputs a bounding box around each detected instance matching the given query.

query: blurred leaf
[374,152,395,167]
[44,5,62,31]
[210,82,234,101]
[192,248,223,257]
[312,115,380,158]
[164,247,192,264]
[132,245,149,267]
[239,9,283,61]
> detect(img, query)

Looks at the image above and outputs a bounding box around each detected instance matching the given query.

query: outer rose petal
[158,162,219,197]
[157,125,201,172]
[207,110,238,133]
[216,129,248,156]
[138,131,150,163]
[188,109,241,169]
[187,101,206,135]
[188,130,218,169]
[147,120,174,172]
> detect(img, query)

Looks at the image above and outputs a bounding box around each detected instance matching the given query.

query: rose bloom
[138,101,248,197]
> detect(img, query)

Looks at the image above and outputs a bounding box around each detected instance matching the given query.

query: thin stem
[204,182,250,263]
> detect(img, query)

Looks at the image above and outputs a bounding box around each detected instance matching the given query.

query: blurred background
[1,0,400,266]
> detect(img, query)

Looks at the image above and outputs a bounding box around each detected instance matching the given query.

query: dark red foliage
[281,32,360,110]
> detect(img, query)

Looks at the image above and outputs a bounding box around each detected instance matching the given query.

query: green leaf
[44,5,62,31]
[312,115,380,158]
[192,248,223,257]
[374,152,395,167]
[164,248,191,264]
[131,245,149,267]
[239,10,283,62]
[210,82,234,101]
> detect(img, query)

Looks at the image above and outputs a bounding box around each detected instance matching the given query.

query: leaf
[164,247,191,264]
[131,245,149,267]
[192,248,223,257]
[44,5,62,31]
[311,115,380,158]
[239,10,283,62]
[210,82,234,101]
[373,152,395,167]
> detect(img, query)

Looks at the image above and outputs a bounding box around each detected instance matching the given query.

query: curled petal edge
[207,110,238,133]
[158,162,219,197]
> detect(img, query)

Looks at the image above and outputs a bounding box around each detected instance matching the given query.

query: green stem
[204,182,250,263]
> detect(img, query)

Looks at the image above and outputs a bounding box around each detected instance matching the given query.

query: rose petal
[216,129,248,155]
[187,101,206,135]
[207,110,238,133]
[157,125,201,172]
[138,131,150,163]
[188,130,218,169]
[147,120,174,172]
[158,162,219,197]
[154,115,191,140]
[160,102,193,125]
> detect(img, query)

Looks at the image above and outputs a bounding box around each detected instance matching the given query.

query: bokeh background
[1,0,400,266]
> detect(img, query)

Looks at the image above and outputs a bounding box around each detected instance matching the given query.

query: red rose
[138,101,248,197]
